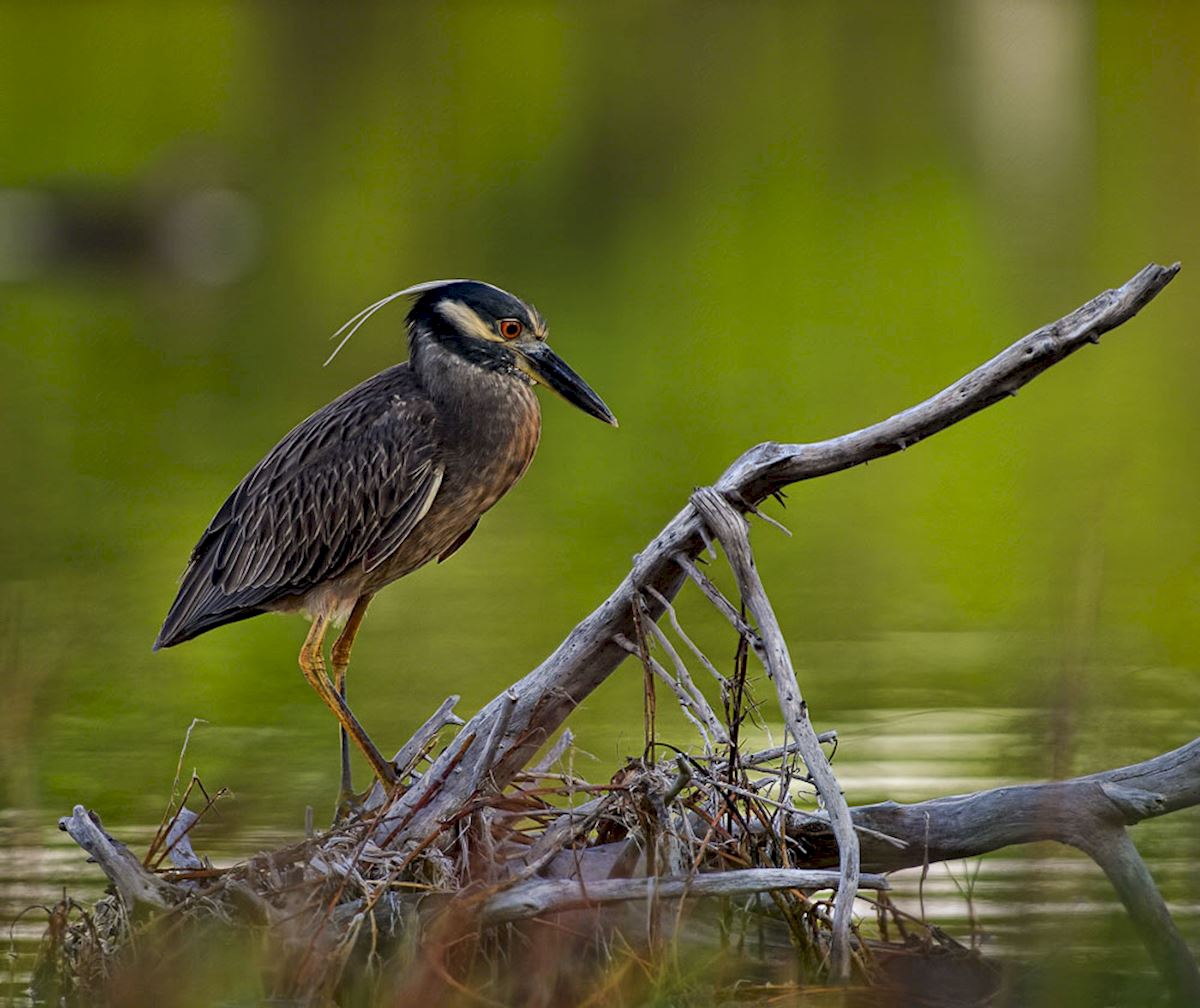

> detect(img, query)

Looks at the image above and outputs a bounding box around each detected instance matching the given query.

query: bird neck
[409,328,538,436]
[409,317,516,375]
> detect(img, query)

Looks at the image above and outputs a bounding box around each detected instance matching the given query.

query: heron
[154,279,616,802]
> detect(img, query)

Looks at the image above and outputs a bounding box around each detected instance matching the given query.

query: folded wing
[155,365,442,648]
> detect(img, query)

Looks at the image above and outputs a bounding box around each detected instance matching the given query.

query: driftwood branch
[771,735,1200,1004]
[365,694,463,809]
[58,805,174,910]
[613,628,728,748]
[52,264,1193,1002]
[479,867,889,927]
[786,736,1200,870]
[690,486,859,981]
[494,738,1199,996]
[1086,828,1199,1003]
[637,598,730,745]
[528,729,574,775]
[386,262,1180,849]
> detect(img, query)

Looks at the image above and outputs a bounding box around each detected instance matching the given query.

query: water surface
[2,4,1199,1004]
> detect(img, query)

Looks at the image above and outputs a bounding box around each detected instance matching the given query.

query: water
[3,2,1200,1003]
[4,706,1197,1004]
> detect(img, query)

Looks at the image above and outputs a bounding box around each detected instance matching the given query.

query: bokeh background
[1,2,1198,1004]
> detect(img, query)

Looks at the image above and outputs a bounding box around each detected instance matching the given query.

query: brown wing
[155,363,442,648]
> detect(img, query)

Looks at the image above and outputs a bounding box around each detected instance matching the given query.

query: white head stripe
[435,298,500,343]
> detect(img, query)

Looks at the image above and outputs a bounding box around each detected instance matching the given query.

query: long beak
[515,342,618,427]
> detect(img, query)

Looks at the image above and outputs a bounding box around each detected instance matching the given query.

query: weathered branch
[365,694,464,810]
[767,735,1200,1004]
[508,737,1200,997]
[385,262,1180,850]
[785,735,1200,872]
[691,487,859,982]
[613,629,728,748]
[528,729,574,775]
[479,867,889,927]
[1083,828,1200,1005]
[58,805,174,910]
[51,265,1192,1004]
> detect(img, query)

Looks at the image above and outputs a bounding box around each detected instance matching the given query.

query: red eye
[499,319,523,340]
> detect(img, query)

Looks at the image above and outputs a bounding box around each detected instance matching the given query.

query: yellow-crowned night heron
[154,279,616,797]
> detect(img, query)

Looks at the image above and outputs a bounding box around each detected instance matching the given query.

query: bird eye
[499,319,523,340]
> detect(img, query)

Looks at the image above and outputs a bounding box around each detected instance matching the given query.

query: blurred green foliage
[1,2,1199,1003]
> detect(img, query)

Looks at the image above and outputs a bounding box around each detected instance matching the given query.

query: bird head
[325,279,617,427]
[409,279,617,427]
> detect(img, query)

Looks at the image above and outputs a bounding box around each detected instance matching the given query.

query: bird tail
[153,550,270,650]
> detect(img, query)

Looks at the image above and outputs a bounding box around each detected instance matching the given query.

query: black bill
[515,342,618,427]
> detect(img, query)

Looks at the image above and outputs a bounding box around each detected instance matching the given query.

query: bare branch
[780,735,1200,872]
[717,262,1182,505]
[365,694,464,810]
[528,729,573,775]
[58,806,174,910]
[722,738,838,769]
[1082,827,1200,1005]
[645,585,728,688]
[691,487,859,982]
[776,735,1200,1004]
[374,264,1182,854]
[675,554,761,646]
[162,808,204,870]
[635,604,729,746]
[479,867,890,927]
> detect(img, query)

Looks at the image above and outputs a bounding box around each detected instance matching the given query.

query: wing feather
[155,364,443,648]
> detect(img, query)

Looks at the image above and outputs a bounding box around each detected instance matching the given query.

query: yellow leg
[330,595,373,799]
[299,613,397,788]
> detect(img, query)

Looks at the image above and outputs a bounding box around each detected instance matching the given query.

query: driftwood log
[372,262,1193,986]
[56,263,1199,1005]
[381,262,1184,845]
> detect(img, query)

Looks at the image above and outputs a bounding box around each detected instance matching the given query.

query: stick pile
[41,264,1199,1007]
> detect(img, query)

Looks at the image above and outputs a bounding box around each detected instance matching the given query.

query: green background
[1,2,1198,1004]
